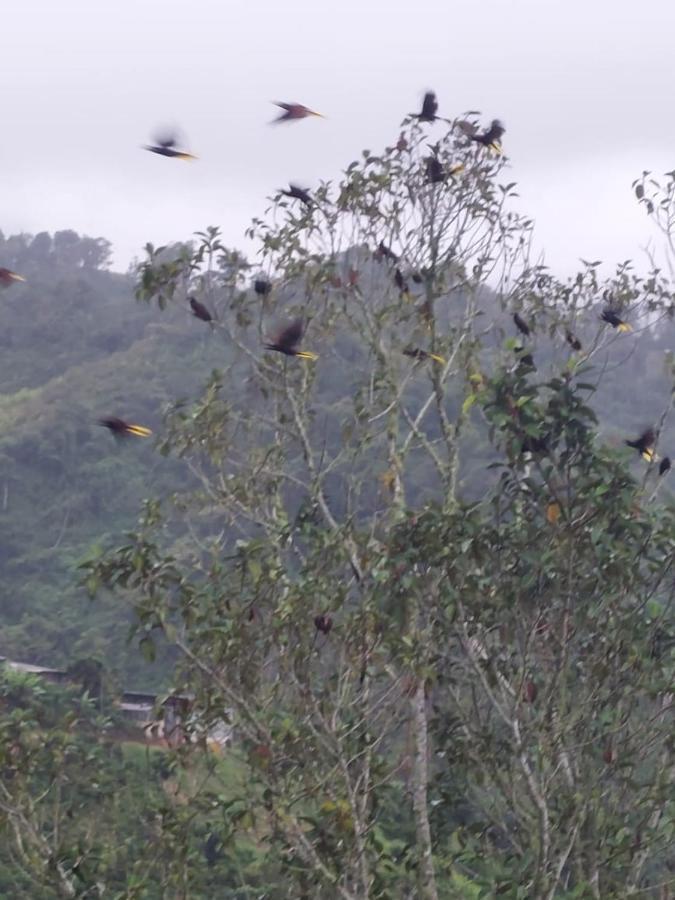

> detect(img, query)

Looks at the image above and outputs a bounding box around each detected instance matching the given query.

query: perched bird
[566,330,582,351]
[375,241,399,263]
[626,428,656,462]
[659,456,671,476]
[514,346,535,370]
[467,119,505,153]
[144,131,196,160]
[415,91,438,123]
[601,308,632,332]
[99,417,152,439]
[264,319,318,360]
[513,312,531,337]
[189,297,214,324]
[314,614,333,635]
[0,267,26,287]
[280,183,312,206]
[396,132,408,152]
[403,347,446,364]
[394,268,410,297]
[425,154,445,184]
[272,102,324,123]
[254,278,272,296]
[521,435,548,454]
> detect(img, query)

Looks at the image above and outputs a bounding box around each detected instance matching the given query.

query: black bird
[514,346,535,370]
[376,241,399,263]
[281,183,312,206]
[626,428,656,462]
[513,313,531,337]
[144,131,196,160]
[314,614,333,635]
[425,154,445,184]
[394,268,410,296]
[566,330,582,351]
[99,417,152,439]
[659,456,671,476]
[264,319,318,360]
[416,91,438,122]
[203,834,220,867]
[403,347,445,364]
[189,297,213,324]
[601,309,632,332]
[254,279,272,296]
[521,435,548,454]
[468,119,505,152]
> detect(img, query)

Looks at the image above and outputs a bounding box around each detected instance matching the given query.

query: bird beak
[177,152,198,161]
[296,351,319,361]
[9,273,26,282]
[310,111,325,118]
[126,425,153,437]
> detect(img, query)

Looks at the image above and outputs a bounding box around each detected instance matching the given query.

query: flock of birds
[0,91,671,476]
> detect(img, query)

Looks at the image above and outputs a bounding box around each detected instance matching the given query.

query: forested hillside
[1,227,673,687]
[0,230,232,683]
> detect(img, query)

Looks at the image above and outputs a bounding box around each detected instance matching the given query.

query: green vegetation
[2,130,675,896]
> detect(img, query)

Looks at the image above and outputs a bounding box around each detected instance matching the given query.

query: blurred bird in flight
[272,102,324,123]
[264,319,318,360]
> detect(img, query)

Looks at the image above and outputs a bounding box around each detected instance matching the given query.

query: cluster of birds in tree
[1,91,670,476]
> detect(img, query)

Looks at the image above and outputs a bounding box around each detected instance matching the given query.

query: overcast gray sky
[2,0,674,274]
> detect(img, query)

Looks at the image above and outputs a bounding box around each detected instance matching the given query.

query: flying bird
[189,297,214,324]
[144,131,196,160]
[513,313,531,337]
[254,279,272,296]
[415,91,438,123]
[566,330,582,351]
[0,267,26,287]
[99,417,152,439]
[280,183,312,206]
[272,102,324,123]
[264,319,318,360]
[626,428,656,462]
[659,456,671,476]
[601,309,632,332]
[467,119,505,153]
[403,347,446,364]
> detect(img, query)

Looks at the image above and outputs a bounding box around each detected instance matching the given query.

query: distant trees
[0,229,112,270]
[46,125,675,896]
